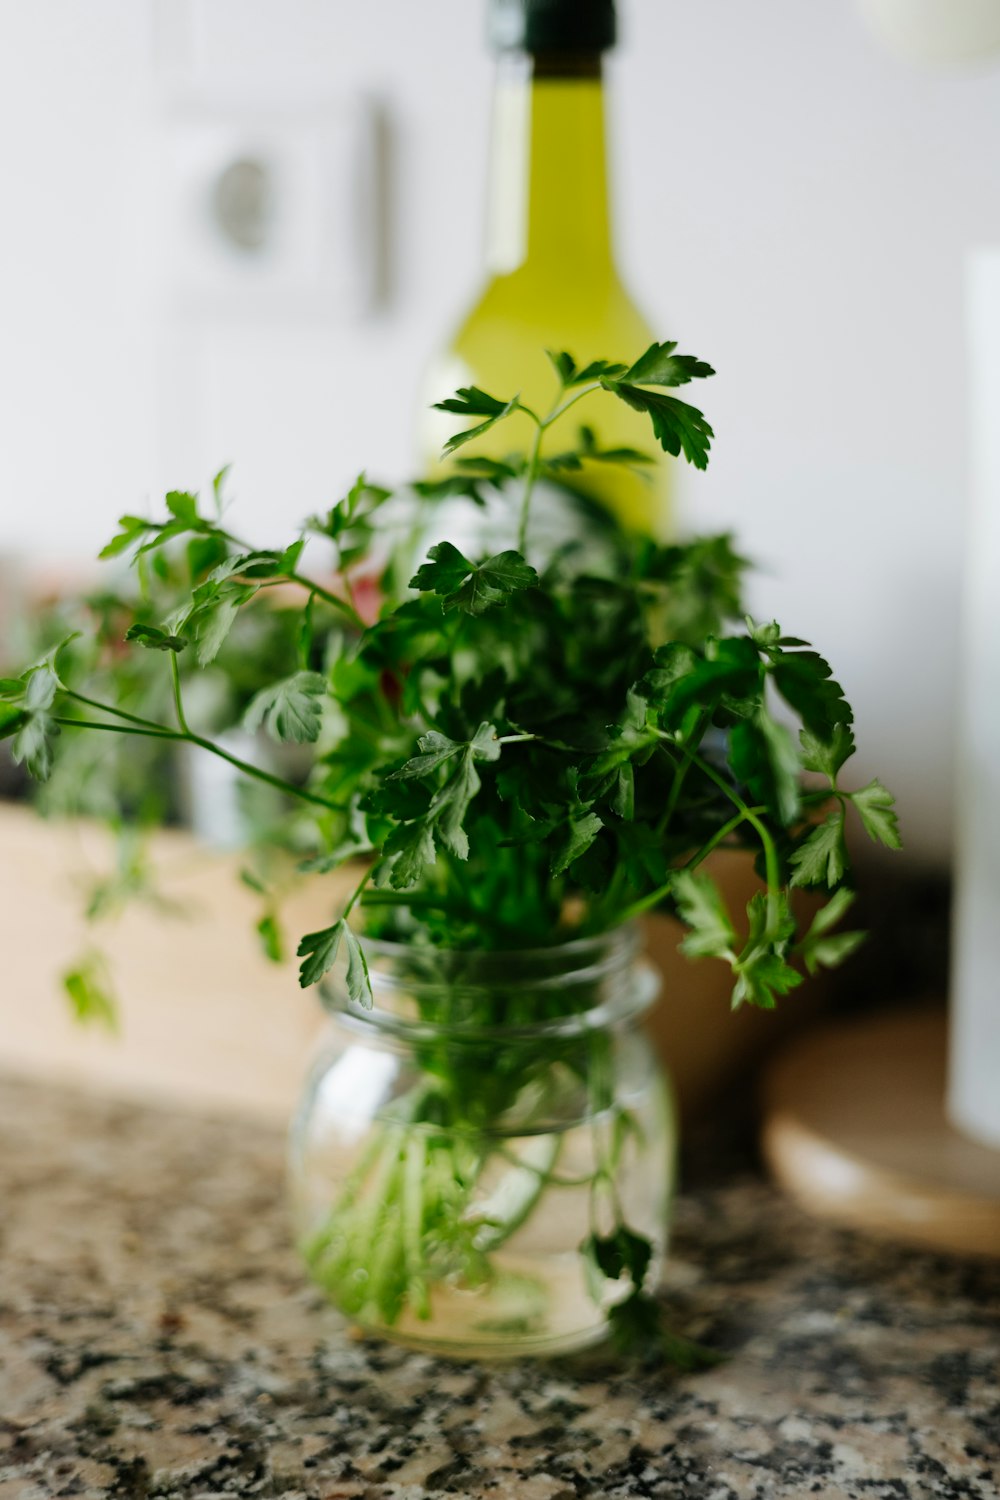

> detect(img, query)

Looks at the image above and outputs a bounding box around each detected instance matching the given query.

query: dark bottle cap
[489,0,617,55]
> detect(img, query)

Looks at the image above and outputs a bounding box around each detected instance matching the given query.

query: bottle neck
[484,53,614,280]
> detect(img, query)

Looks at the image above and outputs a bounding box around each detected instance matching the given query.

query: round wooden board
[761,1010,1000,1258]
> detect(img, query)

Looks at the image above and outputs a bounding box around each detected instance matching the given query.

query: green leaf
[297,920,345,988]
[747,618,808,650]
[568,358,629,385]
[125,623,188,653]
[577,424,654,466]
[165,490,200,526]
[99,514,154,559]
[447,551,537,615]
[211,464,231,512]
[342,924,372,1008]
[62,953,117,1030]
[582,1226,652,1287]
[606,1291,725,1370]
[624,341,715,388]
[848,778,902,849]
[389,729,464,780]
[552,810,603,876]
[380,820,437,890]
[306,472,393,552]
[11,712,59,780]
[730,712,800,826]
[411,475,489,507]
[243,671,327,744]
[470,721,502,763]
[256,913,284,964]
[455,455,525,482]
[25,665,58,713]
[651,636,760,727]
[730,891,802,1010]
[611,762,635,820]
[411,543,537,616]
[410,540,474,595]
[732,948,803,1010]
[433,386,521,455]
[790,813,848,888]
[672,868,735,959]
[190,594,245,666]
[770,648,852,739]
[434,386,510,419]
[602,381,714,469]
[795,888,865,975]
[800,722,856,782]
[430,754,481,860]
[546,349,578,385]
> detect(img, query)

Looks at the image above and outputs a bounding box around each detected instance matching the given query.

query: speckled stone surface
[1,1074,997,1500]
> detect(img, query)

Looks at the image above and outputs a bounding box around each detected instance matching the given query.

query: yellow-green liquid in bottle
[420,37,670,538]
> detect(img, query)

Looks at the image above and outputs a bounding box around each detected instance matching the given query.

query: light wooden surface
[0,802,825,1122]
[762,1011,1000,1258]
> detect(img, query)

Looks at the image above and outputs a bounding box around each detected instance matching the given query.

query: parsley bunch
[0,338,899,1008]
[2,340,900,1356]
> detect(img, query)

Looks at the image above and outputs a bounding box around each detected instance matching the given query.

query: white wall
[2,0,997,864]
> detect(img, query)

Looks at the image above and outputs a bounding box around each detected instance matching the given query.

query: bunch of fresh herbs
[1,341,900,1359]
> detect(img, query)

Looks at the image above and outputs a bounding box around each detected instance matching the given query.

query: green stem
[684,807,764,871]
[208,524,366,632]
[53,716,179,742]
[64,689,163,731]
[546,382,602,428]
[517,420,545,556]
[281,572,365,632]
[343,865,372,918]
[681,743,782,928]
[56,699,342,815]
[170,655,190,736]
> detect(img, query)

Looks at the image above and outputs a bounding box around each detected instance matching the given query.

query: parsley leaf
[256,912,284,964]
[602,382,714,468]
[297,919,371,1004]
[243,671,327,744]
[433,387,520,455]
[410,541,476,596]
[800,722,856,782]
[411,543,537,615]
[552,810,604,876]
[848,778,902,848]
[62,952,117,1030]
[790,813,848,888]
[795,888,865,975]
[730,712,801,826]
[377,820,437,890]
[99,513,156,559]
[12,712,59,781]
[582,1226,652,1287]
[624,341,715,387]
[768,646,852,738]
[606,1291,725,1370]
[673,868,735,959]
[125,622,188,654]
[731,891,802,1010]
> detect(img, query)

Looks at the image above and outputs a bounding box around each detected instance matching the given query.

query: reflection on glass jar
[288,926,675,1357]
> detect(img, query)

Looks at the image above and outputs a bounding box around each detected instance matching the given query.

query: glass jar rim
[321,922,659,1041]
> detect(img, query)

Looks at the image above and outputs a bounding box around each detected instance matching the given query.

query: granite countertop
[1,1075,997,1500]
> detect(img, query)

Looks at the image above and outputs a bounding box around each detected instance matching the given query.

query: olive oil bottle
[420,0,669,535]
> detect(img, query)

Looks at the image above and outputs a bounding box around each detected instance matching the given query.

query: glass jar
[288,925,675,1358]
